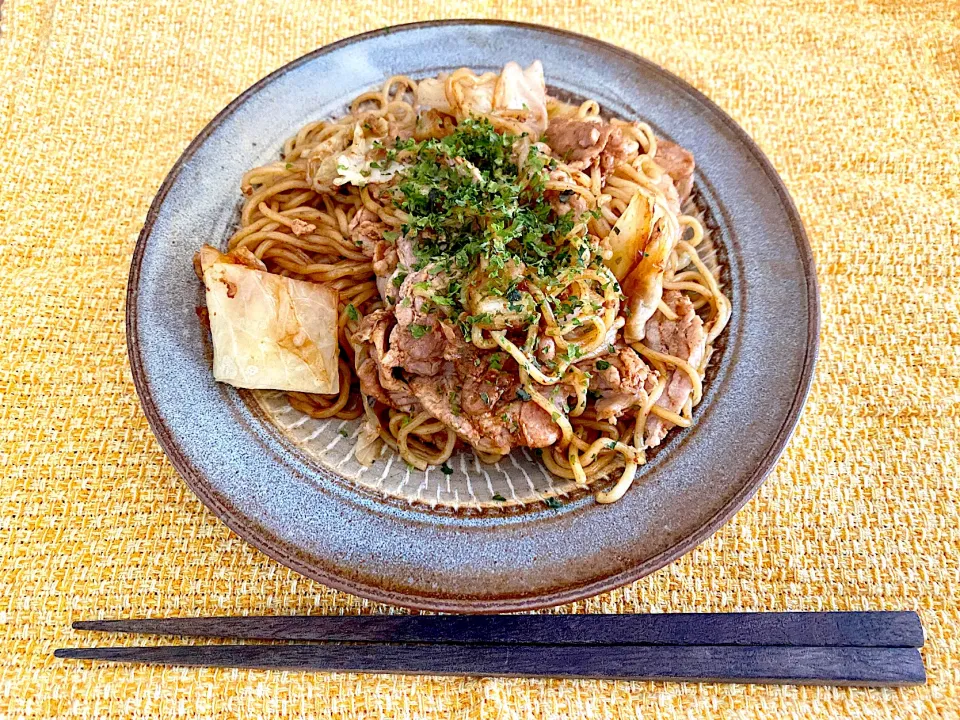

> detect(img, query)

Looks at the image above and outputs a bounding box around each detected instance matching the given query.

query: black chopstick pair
[56,612,926,686]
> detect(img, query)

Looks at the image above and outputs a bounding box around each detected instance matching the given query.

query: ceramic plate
[127,20,819,612]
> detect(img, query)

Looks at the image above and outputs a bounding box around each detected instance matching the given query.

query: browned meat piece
[354,309,417,410]
[371,242,398,279]
[598,128,635,175]
[388,319,446,377]
[355,356,394,408]
[643,291,707,448]
[579,346,658,422]
[536,337,556,364]
[461,365,516,417]
[360,255,572,454]
[546,168,589,217]
[354,309,389,346]
[411,373,513,455]
[349,208,389,260]
[518,401,563,447]
[410,370,564,455]
[654,140,695,206]
[289,218,316,237]
[383,267,450,376]
[351,207,402,303]
[545,119,618,171]
[545,118,637,179]
[395,234,417,270]
[375,275,396,307]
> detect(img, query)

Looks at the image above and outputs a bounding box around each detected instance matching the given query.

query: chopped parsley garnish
[339,429,349,438]
[545,497,562,509]
[387,118,608,327]
[345,304,360,322]
[492,493,507,502]
[409,324,431,339]
[440,464,454,475]
[595,360,610,370]
[489,353,504,371]
[516,388,532,402]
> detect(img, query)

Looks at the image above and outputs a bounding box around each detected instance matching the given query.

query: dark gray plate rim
[126,19,820,612]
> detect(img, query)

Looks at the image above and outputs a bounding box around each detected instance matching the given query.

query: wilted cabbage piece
[605,189,655,281]
[306,129,354,192]
[334,124,406,187]
[604,190,681,342]
[497,61,548,136]
[354,412,385,466]
[414,61,548,137]
[200,246,340,393]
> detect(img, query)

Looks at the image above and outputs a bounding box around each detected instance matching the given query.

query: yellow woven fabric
[1,0,958,716]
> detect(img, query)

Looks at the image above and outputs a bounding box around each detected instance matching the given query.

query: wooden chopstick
[71,612,924,648]
[53,644,925,686]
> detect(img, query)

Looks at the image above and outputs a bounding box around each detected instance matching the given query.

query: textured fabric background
[1,0,958,717]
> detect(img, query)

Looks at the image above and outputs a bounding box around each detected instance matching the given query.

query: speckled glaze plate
[127,20,819,612]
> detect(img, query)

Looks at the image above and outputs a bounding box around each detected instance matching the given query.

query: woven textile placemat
[2,1,958,717]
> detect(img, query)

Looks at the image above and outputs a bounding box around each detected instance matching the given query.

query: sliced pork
[543,119,634,177]
[644,291,707,448]
[545,119,617,170]
[579,346,658,422]
[653,139,695,206]
[353,309,417,410]
[410,370,564,455]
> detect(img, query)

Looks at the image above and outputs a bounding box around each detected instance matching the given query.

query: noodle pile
[221,68,730,504]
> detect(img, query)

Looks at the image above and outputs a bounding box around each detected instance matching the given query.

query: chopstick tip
[55,648,86,659]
